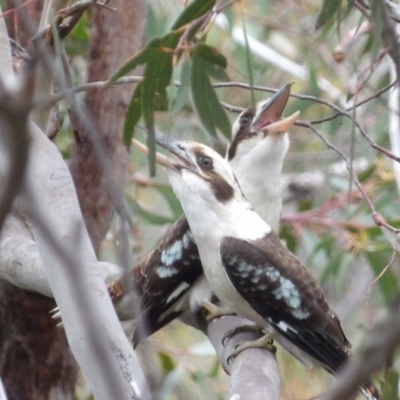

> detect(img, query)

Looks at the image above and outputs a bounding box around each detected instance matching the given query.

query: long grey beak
[154,132,196,171]
[251,82,294,132]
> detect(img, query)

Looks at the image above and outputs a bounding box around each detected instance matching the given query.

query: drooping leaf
[315,0,341,30]
[382,368,399,400]
[172,0,215,30]
[279,224,298,253]
[152,183,183,219]
[241,16,255,108]
[205,62,230,82]
[171,59,191,116]
[191,44,231,138]
[107,38,162,86]
[110,0,218,171]
[140,30,183,175]
[370,0,384,62]
[366,250,398,306]
[127,197,175,225]
[158,352,176,374]
[193,43,227,68]
[123,81,142,147]
[320,249,345,284]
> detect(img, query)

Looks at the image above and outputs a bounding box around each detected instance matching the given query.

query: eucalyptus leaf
[315,0,341,30]
[366,250,398,305]
[123,81,142,147]
[172,0,215,30]
[382,368,399,400]
[171,59,191,116]
[191,45,231,138]
[127,197,175,225]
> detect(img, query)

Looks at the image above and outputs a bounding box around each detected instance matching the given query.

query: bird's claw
[222,324,264,347]
[226,334,276,366]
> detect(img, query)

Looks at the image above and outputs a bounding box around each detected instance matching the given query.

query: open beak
[251,82,298,135]
[264,110,300,136]
[132,138,172,168]
[133,133,196,172]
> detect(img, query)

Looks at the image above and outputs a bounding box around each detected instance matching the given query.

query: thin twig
[37,76,400,163]
[298,121,400,235]
[367,245,398,297]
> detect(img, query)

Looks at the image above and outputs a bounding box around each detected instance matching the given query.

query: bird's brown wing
[220,233,351,373]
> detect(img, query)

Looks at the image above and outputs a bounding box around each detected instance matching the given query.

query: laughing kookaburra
[152,132,381,400]
[108,84,296,339]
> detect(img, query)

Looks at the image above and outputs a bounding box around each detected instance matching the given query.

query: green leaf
[279,224,298,253]
[127,197,175,225]
[366,250,398,305]
[158,352,176,374]
[208,358,220,378]
[315,0,341,30]
[320,249,345,284]
[107,38,162,86]
[141,31,183,176]
[382,368,399,400]
[205,62,230,82]
[193,43,227,68]
[172,0,215,30]
[171,59,191,116]
[370,0,383,62]
[241,17,255,108]
[123,81,142,147]
[191,45,231,138]
[358,164,376,183]
[152,183,183,219]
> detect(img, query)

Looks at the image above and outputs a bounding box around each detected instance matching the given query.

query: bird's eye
[198,156,213,169]
[240,114,252,127]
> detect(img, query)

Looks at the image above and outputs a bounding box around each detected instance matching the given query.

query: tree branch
[0,7,152,396]
[298,121,400,235]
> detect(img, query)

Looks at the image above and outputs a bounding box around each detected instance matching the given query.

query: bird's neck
[230,137,287,233]
[181,194,270,248]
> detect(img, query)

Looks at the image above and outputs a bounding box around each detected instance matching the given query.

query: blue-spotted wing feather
[220,234,351,374]
[111,215,203,345]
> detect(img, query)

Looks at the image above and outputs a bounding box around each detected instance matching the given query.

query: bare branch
[0,213,124,297]
[179,310,281,400]
[207,315,280,400]
[19,120,151,399]
[298,121,400,235]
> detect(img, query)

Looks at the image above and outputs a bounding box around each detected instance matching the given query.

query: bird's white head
[153,133,270,241]
[227,84,299,230]
[228,83,299,175]
[153,133,240,206]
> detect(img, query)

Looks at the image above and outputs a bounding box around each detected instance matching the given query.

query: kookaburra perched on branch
[109,84,296,339]
[152,133,381,400]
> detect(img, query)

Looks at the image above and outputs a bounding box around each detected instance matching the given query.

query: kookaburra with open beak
[108,84,297,337]
[154,133,380,400]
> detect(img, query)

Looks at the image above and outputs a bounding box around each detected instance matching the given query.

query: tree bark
[69,0,147,253]
[0,1,146,399]
[0,4,79,400]
[0,283,77,400]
